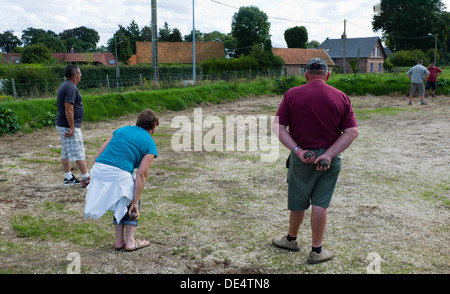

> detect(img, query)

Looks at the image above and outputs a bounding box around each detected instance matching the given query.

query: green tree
[372,0,447,53]
[231,6,271,57]
[0,30,22,53]
[184,29,204,42]
[169,28,183,42]
[204,31,237,57]
[126,19,143,54]
[284,26,308,48]
[158,22,171,41]
[348,59,360,76]
[21,28,66,52]
[107,25,132,64]
[158,22,183,42]
[248,39,284,71]
[59,26,100,52]
[21,28,49,46]
[141,25,152,42]
[20,43,53,64]
[306,40,320,48]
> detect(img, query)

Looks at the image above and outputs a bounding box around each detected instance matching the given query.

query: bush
[272,76,304,94]
[329,75,411,95]
[389,50,430,67]
[21,44,54,64]
[0,105,21,135]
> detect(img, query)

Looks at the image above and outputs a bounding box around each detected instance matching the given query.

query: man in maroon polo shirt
[272,58,358,264]
[425,62,443,99]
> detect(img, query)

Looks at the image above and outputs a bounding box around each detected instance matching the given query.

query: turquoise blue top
[96,126,158,173]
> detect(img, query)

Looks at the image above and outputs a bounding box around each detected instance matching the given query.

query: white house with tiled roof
[272,48,334,76]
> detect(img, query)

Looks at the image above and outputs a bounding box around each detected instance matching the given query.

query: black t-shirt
[55,80,84,128]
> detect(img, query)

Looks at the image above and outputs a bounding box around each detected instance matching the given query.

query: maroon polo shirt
[276,81,357,149]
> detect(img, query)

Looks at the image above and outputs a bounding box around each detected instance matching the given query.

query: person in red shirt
[426,63,443,98]
[272,58,358,264]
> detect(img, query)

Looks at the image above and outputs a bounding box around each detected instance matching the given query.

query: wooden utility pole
[192,0,196,84]
[342,19,347,74]
[151,0,159,84]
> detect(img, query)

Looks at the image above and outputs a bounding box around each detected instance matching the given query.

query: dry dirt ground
[0,94,448,275]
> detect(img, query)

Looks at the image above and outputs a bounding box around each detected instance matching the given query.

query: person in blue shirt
[84,109,158,252]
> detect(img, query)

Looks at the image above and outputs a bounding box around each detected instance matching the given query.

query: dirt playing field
[0,93,448,274]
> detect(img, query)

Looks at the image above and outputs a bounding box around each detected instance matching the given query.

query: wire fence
[0,69,284,100]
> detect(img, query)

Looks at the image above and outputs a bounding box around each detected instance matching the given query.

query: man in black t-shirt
[55,64,89,186]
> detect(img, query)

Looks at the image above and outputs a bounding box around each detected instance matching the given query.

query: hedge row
[0,64,196,97]
[1,74,449,135]
[272,74,450,96]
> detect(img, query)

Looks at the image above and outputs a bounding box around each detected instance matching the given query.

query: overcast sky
[1,0,449,49]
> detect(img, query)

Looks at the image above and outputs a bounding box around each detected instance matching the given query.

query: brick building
[135,41,225,64]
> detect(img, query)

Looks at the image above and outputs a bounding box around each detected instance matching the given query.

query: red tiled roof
[272,48,335,66]
[52,53,116,65]
[2,52,116,65]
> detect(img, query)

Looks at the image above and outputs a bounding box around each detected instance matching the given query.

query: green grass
[10,213,111,246]
[19,158,59,164]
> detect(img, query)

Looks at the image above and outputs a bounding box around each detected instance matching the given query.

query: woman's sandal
[125,239,149,252]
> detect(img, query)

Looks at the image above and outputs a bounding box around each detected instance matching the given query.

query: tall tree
[203,31,237,57]
[21,28,47,46]
[169,28,183,42]
[158,22,172,41]
[231,6,271,57]
[0,30,22,53]
[59,26,100,52]
[284,26,308,48]
[126,19,142,54]
[372,0,447,53]
[184,29,204,42]
[141,25,152,42]
[21,27,66,52]
[158,22,183,42]
[107,25,132,64]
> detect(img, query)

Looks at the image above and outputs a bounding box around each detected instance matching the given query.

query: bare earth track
[0,94,448,274]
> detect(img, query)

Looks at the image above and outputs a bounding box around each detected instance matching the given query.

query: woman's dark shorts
[113,201,140,226]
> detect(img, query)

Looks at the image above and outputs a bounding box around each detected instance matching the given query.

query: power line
[209,0,341,25]
[346,20,375,32]
[391,35,435,40]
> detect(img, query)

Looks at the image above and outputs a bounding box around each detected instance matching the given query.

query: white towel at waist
[84,162,135,222]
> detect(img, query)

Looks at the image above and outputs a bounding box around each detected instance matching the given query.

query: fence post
[140,74,143,88]
[11,78,17,100]
[106,75,110,92]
